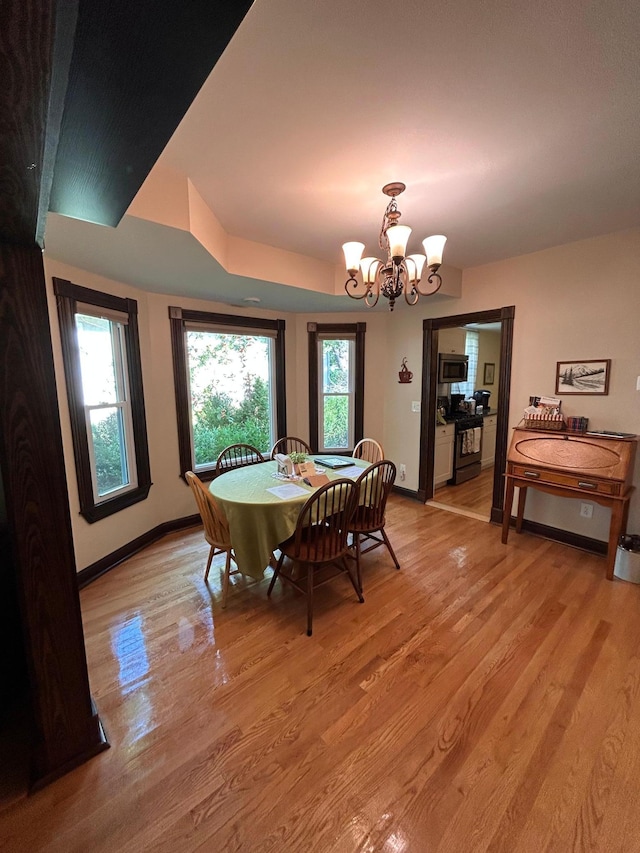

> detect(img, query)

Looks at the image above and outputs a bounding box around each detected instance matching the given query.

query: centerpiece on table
[289,451,308,475]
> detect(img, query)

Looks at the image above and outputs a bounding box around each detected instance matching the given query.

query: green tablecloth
[209,458,368,579]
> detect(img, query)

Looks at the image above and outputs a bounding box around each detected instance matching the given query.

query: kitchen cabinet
[434,423,455,487]
[438,327,466,355]
[481,413,497,468]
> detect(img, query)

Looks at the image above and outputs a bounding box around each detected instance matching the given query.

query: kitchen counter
[442,410,495,424]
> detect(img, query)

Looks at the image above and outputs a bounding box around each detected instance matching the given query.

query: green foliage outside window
[323,395,349,448]
[91,411,127,494]
[192,377,270,464]
[321,338,351,448]
[322,339,349,392]
[188,331,272,465]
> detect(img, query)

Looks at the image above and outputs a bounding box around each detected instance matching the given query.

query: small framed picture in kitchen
[483,362,495,385]
[555,359,611,395]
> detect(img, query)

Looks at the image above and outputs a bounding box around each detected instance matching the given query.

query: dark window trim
[169,307,286,480]
[307,322,365,453]
[54,277,152,523]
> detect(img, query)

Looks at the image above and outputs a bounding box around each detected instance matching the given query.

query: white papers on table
[267,484,310,500]
[336,465,364,479]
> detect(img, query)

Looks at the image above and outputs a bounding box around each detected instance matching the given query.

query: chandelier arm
[414,271,443,296]
[344,276,372,300]
[404,284,420,306]
[364,276,380,308]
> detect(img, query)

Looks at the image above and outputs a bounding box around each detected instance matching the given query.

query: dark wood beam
[49,0,254,227]
[0,0,77,246]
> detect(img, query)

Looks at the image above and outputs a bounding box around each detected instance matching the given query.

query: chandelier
[342,182,446,311]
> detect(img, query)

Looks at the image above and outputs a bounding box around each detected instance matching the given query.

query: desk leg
[502,477,515,544]
[516,486,527,534]
[607,497,630,580]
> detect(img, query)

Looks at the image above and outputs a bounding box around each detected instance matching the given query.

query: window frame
[453,329,479,398]
[169,307,286,480]
[81,315,137,500]
[317,336,356,452]
[54,278,151,522]
[308,322,365,454]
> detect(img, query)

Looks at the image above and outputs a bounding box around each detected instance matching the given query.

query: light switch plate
[411,401,421,413]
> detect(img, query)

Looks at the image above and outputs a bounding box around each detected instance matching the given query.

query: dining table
[208,457,369,579]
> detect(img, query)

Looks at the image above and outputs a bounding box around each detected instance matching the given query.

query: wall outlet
[580,502,594,519]
[399,464,406,481]
[411,401,421,413]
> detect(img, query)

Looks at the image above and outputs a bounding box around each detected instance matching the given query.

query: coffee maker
[472,390,491,412]
[450,393,465,414]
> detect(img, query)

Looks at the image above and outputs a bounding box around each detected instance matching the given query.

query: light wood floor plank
[2,495,640,852]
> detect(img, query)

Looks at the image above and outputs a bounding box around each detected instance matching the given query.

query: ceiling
[44,0,640,313]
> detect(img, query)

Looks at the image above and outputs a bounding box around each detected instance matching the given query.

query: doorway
[418,307,515,525]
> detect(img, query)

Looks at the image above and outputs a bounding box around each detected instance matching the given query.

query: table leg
[516,486,527,534]
[502,476,515,544]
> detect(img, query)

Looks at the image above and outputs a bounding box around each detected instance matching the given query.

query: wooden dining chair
[269,436,312,459]
[215,443,265,477]
[267,478,362,636]
[353,437,384,464]
[186,471,238,607]
[348,459,399,593]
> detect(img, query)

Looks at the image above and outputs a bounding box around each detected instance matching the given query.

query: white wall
[44,227,640,570]
[476,328,501,409]
[383,228,640,539]
[44,260,385,571]
[45,258,301,571]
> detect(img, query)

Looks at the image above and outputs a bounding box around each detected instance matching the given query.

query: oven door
[455,429,482,468]
[450,425,483,484]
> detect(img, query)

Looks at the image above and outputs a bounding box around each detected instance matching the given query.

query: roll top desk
[502,428,637,578]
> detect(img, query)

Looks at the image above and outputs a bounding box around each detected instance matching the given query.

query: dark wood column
[0,244,109,787]
[0,0,107,789]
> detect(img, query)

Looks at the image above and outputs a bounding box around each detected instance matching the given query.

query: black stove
[449,412,484,485]
[447,412,484,431]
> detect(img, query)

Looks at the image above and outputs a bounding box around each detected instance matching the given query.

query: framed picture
[483,362,495,385]
[555,359,611,395]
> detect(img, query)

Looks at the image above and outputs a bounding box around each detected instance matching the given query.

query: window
[453,330,479,398]
[54,278,151,522]
[170,308,286,478]
[318,337,354,451]
[308,323,365,453]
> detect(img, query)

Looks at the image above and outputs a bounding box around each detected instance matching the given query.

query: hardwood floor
[2,495,640,851]
[432,465,494,517]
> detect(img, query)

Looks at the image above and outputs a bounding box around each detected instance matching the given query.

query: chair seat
[267,478,362,635]
[349,511,386,535]
[279,536,336,563]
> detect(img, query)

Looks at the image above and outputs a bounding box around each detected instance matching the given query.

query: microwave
[438,353,469,383]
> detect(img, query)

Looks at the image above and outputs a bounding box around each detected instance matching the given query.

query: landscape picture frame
[555,359,611,395]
